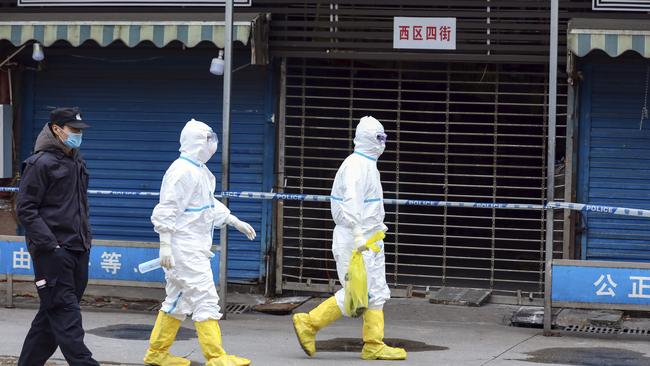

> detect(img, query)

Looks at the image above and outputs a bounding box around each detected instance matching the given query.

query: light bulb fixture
[209,50,224,76]
[32,43,44,62]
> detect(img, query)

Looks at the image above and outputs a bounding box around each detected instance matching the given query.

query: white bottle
[138,258,161,274]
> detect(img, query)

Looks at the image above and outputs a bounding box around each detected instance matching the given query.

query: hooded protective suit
[292,116,406,361]
[145,119,254,366]
[151,118,232,322]
[330,116,390,314]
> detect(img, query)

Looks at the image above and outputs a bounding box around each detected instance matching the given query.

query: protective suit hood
[353,116,385,159]
[179,119,218,164]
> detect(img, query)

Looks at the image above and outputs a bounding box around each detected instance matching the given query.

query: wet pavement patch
[520,347,650,366]
[316,338,447,353]
[88,324,196,340]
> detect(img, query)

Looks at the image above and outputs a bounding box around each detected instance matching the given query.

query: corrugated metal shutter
[20,46,273,282]
[280,58,566,297]
[578,56,650,262]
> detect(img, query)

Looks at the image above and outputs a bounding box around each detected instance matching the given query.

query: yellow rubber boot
[292,296,342,357]
[195,319,251,366]
[144,311,191,366]
[361,310,407,360]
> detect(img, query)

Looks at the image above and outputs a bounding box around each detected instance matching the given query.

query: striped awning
[568,18,650,58]
[0,13,254,48]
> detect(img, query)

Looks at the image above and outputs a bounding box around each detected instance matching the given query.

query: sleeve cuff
[159,231,173,246]
[225,214,239,227]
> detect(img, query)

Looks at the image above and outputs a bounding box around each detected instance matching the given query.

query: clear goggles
[376,132,388,144]
[207,131,218,144]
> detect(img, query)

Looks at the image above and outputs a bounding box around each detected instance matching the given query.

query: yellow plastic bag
[344,250,367,317]
[344,231,385,317]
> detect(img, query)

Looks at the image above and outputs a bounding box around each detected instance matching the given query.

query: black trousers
[18,248,99,366]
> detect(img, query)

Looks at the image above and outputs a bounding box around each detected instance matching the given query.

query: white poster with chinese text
[393,17,456,50]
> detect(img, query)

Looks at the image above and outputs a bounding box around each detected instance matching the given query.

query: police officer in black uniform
[16,107,99,366]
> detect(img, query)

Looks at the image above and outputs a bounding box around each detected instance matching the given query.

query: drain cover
[562,325,650,337]
[315,338,447,353]
[88,324,196,340]
[226,303,252,314]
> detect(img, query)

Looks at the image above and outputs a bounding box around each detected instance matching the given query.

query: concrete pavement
[1,298,649,365]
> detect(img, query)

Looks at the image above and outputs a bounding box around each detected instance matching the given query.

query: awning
[568,18,650,58]
[0,13,257,48]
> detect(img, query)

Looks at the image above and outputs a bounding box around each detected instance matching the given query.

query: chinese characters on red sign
[399,25,453,42]
[394,17,456,50]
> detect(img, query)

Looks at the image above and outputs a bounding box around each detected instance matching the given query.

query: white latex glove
[226,215,257,241]
[159,232,175,270]
[352,226,366,252]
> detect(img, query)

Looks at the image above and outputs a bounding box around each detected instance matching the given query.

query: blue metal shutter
[578,58,650,262]
[20,48,273,282]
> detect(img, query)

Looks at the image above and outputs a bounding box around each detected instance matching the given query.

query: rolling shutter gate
[568,19,650,263]
[280,58,566,298]
[21,47,273,282]
[578,56,650,262]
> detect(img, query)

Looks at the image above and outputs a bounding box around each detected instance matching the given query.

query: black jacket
[16,123,91,257]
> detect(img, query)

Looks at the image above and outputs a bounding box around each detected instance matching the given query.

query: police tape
[2,186,650,218]
[547,201,650,219]
[220,191,546,210]
[0,187,544,210]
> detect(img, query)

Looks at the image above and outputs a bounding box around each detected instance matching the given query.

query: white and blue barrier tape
[220,191,546,210]
[2,186,650,218]
[547,201,650,219]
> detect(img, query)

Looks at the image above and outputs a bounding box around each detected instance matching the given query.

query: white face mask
[198,131,219,163]
[376,132,387,156]
[376,142,386,156]
[207,132,218,157]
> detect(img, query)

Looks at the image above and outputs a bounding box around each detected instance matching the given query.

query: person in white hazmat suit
[144,119,256,366]
[292,116,407,360]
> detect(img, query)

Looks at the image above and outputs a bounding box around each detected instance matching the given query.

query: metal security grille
[256,0,647,63]
[279,58,566,297]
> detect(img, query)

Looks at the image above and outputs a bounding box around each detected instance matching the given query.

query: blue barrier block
[90,245,220,283]
[553,261,650,308]
[0,243,4,275]
[91,245,164,282]
[0,239,220,284]
[1,241,34,276]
